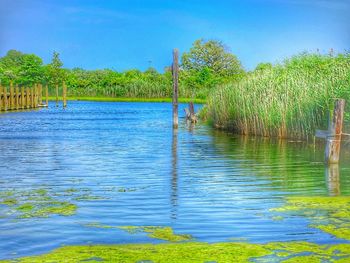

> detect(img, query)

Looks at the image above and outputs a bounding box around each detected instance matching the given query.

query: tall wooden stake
[21,87,25,109]
[55,83,59,107]
[63,82,67,108]
[172,49,179,129]
[3,86,7,111]
[325,99,345,164]
[0,85,3,111]
[45,85,49,107]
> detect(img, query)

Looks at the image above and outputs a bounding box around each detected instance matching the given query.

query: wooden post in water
[316,99,345,164]
[63,82,67,108]
[31,87,34,108]
[0,85,3,111]
[34,84,39,108]
[15,85,19,110]
[172,49,179,129]
[55,83,59,107]
[9,82,14,110]
[45,85,49,107]
[325,99,345,164]
[21,87,25,109]
[38,84,43,105]
[26,87,30,108]
[3,86,8,111]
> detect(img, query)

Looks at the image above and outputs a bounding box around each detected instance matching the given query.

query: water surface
[0,101,350,260]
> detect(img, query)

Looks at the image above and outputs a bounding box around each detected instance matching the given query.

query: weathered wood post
[33,85,37,108]
[26,87,30,108]
[21,87,25,109]
[63,82,67,108]
[15,85,19,110]
[0,86,2,111]
[0,85,3,111]
[172,49,179,129]
[45,85,49,107]
[31,87,34,108]
[3,86,8,111]
[56,83,59,107]
[9,82,14,110]
[325,99,345,164]
[38,84,43,104]
[317,99,346,164]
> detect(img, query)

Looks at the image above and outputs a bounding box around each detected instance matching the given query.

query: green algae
[84,224,193,242]
[118,226,193,242]
[2,242,350,263]
[74,195,106,201]
[84,222,116,229]
[0,188,77,219]
[1,198,17,206]
[271,196,350,240]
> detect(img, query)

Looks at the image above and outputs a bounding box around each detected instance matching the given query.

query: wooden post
[325,99,345,164]
[21,87,25,109]
[15,85,19,110]
[35,85,38,108]
[0,85,3,111]
[63,82,67,108]
[45,85,49,107]
[38,84,43,104]
[26,87,30,108]
[31,87,34,108]
[9,83,14,110]
[172,49,179,129]
[0,84,3,111]
[3,86,8,111]
[56,83,59,107]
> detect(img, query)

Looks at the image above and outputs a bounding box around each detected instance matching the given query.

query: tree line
[0,39,245,99]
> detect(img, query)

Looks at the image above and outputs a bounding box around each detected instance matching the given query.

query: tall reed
[206,53,350,139]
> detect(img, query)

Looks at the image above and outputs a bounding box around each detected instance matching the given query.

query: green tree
[46,51,64,104]
[47,51,64,85]
[0,50,24,84]
[18,54,44,85]
[181,39,244,78]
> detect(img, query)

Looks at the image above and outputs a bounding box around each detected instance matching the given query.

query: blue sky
[0,0,349,71]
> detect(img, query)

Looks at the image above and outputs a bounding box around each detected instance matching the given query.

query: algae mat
[1,242,350,263]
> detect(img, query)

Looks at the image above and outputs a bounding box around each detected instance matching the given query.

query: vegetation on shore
[0,39,244,100]
[205,52,350,139]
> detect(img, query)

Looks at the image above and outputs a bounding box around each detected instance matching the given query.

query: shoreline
[47,96,206,104]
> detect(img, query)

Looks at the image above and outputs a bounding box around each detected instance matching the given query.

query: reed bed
[206,53,350,139]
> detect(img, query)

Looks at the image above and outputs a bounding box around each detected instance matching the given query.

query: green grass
[47,96,206,104]
[205,52,350,139]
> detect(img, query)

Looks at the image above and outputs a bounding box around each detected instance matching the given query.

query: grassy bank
[47,96,206,104]
[205,53,350,139]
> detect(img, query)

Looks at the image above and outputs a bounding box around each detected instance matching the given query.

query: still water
[0,101,350,260]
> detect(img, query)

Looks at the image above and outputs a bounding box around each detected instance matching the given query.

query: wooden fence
[0,84,53,112]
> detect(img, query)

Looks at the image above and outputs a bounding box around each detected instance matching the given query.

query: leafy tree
[46,51,64,85]
[0,50,24,84]
[18,54,44,85]
[181,39,244,78]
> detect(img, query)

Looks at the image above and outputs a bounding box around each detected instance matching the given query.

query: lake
[0,101,350,260]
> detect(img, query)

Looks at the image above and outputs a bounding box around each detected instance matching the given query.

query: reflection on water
[0,101,350,260]
[171,128,178,220]
[326,164,340,196]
